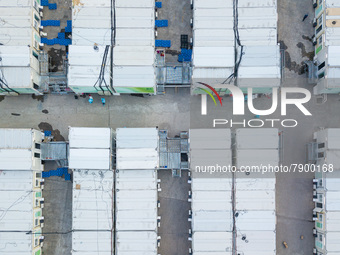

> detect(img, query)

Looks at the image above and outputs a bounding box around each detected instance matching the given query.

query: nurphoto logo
[197,84,312,128]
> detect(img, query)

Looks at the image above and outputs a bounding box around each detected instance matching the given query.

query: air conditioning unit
[313,37,317,46]
[191,0,193,9]
[313,0,317,8]
[40,198,45,209]
[313,190,317,199]
[313,18,317,27]
[40,179,45,190]
[313,228,317,237]
[40,31,47,37]
[40,216,44,227]
[39,236,45,247]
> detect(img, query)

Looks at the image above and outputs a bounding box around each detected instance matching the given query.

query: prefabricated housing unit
[68,0,156,95]
[189,128,232,174]
[68,127,112,170]
[68,0,113,95]
[313,128,340,170]
[0,0,47,95]
[313,171,340,255]
[0,128,45,255]
[68,127,114,255]
[191,0,235,89]
[236,0,281,92]
[115,128,159,255]
[72,170,114,255]
[0,128,43,171]
[235,128,280,169]
[113,0,156,94]
[190,129,233,255]
[234,128,278,255]
[235,177,276,255]
[0,171,45,255]
[313,0,340,95]
[192,0,281,95]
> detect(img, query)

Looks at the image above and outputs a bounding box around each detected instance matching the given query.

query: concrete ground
[157,0,193,63]
[0,90,190,138]
[278,0,315,79]
[158,170,191,255]
[42,162,72,255]
[42,0,72,72]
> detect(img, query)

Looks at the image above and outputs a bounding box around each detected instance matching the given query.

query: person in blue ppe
[101,98,106,106]
[88,94,93,104]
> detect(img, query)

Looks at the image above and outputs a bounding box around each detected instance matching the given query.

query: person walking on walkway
[101,98,106,106]
[88,94,93,104]
[302,14,309,21]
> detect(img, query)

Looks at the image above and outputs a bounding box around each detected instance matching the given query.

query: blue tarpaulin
[178,49,192,62]
[41,20,60,27]
[155,40,171,48]
[155,20,168,27]
[42,168,71,181]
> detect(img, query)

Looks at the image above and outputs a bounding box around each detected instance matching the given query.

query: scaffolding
[48,60,69,94]
[159,130,189,171]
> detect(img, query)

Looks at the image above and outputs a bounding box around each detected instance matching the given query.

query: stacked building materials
[116,128,159,255]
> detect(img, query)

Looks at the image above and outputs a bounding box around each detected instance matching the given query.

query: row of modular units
[69,127,160,254]
[313,129,340,255]
[189,128,279,255]
[191,0,281,96]
[68,0,157,95]
[0,0,47,95]
[312,0,340,95]
[0,128,45,255]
